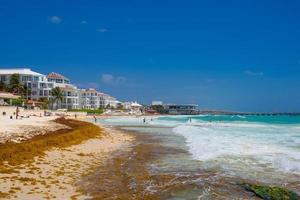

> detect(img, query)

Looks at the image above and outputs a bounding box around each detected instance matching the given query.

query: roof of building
[47,72,69,80]
[0,92,21,99]
[81,88,98,93]
[131,101,142,107]
[57,84,77,91]
[0,68,44,76]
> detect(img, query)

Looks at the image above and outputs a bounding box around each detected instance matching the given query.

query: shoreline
[1,114,299,199]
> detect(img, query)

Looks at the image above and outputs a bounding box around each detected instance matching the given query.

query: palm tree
[51,87,64,110]
[9,74,25,95]
[39,97,50,110]
[0,81,7,92]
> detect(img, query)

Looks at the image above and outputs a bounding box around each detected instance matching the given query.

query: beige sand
[0,124,134,199]
[0,106,68,143]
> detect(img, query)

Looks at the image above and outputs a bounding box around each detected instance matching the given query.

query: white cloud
[244,70,264,76]
[97,28,108,33]
[49,16,62,24]
[81,20,87,24]
[101,74,126,86]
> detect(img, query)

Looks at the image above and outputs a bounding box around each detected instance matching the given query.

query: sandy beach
[0,107,134,199]
[0,107,69,144]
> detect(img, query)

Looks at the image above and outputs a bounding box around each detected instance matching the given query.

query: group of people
[1,106,20,120]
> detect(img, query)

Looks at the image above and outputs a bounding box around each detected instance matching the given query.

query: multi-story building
[164,104,199,115]
[47,72,79,109]
[79,89,118,109]
[79,88,101,109]
[103,94,117,108]
[0,68,118,110]
[0,68,54,100]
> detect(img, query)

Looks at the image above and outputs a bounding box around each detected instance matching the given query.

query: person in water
[93,115,97,123]
[143,118,146,123]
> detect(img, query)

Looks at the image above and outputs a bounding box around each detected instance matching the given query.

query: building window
[22,76,32,82]
[0,75,7,82]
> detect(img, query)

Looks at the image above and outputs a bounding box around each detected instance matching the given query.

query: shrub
[68,108,104,115]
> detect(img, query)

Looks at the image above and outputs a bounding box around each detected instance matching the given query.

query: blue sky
[1,0,300,112]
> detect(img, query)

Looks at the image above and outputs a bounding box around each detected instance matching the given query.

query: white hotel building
[0,68,118,110]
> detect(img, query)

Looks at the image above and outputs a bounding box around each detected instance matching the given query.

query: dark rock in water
[241,183,300,200]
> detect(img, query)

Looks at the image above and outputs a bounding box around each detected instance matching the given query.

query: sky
[0,0,300,112]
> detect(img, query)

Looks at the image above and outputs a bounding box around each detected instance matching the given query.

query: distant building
[164,104,198,115]
[152,101,163,106]
[103,94,118,108]
[123,101,143,114]
[79,89,119,109]
[80,88,100,109]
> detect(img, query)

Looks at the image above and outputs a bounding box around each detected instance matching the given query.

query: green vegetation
[151,105,167,114]
[11,98,24,106]
[39,97,50,109]
[242,183,300,200]
[0,73,31,97]
[0,81,8,92]
[51,87,63,110]
[68,108,104,114]
[0,118,103,166]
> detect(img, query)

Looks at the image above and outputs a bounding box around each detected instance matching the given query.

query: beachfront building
[0,68,118,110]
[164,104,198,115]
[0,68,54,100]
[79,89,119,109]
[122,101,143,114]
[47,72,80,109]
[79,89,102,109]
[103,94,118,108]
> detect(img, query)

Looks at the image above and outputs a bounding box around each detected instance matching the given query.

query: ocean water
[99,115,300,197]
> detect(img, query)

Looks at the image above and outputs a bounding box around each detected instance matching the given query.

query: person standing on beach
[16,106,20,120]
[94,115,97,123]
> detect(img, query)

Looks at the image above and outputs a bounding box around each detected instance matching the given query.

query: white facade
[0,68,54,100]
[123,101,142,111]
[47,72,79,109]
[0,68,118,110]
[79,89,103,109]
[152,101,163,106]
[79,89,118,109]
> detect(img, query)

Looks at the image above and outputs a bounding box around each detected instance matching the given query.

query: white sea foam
[101,115,300,179]
[173,123,300,174]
